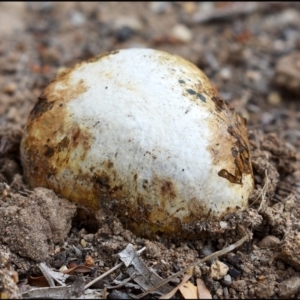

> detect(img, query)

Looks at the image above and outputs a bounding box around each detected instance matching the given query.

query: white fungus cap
[21,48,254,238]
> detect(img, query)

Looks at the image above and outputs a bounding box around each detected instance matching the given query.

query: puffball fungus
[20,48,254,238]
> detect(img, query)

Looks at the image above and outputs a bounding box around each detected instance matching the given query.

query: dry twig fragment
[179,281,198,299]
[159,267,193,299]
[197,278,212,299]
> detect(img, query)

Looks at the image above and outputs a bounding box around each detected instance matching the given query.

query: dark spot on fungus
[72,128,80,142]
[29,96,54,121]
[231,147,238,157]
[211,96,227,112]
[186,89,196,95]
[93,173,110,189]
[107,160,114,169]
[161,180,176,199]
[217,125,252,184]
[179,79,185,84]
[142,179,148,189]
[197,93,206,102]
[57,136,70,151]
[218,169,242,184]
[44,145,54,157]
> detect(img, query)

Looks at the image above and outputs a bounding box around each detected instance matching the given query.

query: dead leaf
[159,267,193,299]
[84,255,95,267]
[39,263,69,286]
[62,264,93,275]
[118,244,173,296]
[68,261,78,269]
[196,278,212,299]
[21,286,103,299]
[28,275,49,287]
[179,281,198,299]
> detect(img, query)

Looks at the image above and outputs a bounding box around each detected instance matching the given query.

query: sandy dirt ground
[0,2,300,299]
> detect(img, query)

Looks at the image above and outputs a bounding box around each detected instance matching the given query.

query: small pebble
[3,82,17,95]
[223,287,229,298]
[277,9,299,27]
[83,234,95,242]
[231,279,247,292]
[267,91,281,106]
[283,194,295,212]
[181,2,197,14]
[114,17,144,33]
[149,2,171,14]
[194,265,202,278]
[80,239,87,247]
[276,260,285,270]
[70,11,86,26]
[198,2,214,13]
[219,68,232,81]
[6,107,19,123]
[227,253,240,267]
[223,274,232,287]
[229,267,240,279]
[171,24,192,43]
[202,245,214,257]
[281,234,300,270]
[246,70,261,82]
[59,265,68,272]
[261,112,274,125]
[219,221,228,229]
[259,235,280,248]
[229,287,237,296]
[210,260,229,280]
[27,2,53,12]
[216,287,223,298]
[278,276,300,298]
[116,26,133,42]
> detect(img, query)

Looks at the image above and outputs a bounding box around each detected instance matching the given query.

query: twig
[159,267,193,299]
[131,235,249,299]
[258,169,268,212]
[250,169,269,209]
[187,2,263,24]
[39,263,56,287]
[84,246,146,290]
[105,272,136,289]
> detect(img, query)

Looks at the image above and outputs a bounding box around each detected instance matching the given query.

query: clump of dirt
[0,187,76,262]
[0,250,21,299]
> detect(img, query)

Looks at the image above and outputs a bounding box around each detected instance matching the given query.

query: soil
[0,2,300,299]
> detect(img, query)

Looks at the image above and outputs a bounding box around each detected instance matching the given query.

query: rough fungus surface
[0,2,300,299]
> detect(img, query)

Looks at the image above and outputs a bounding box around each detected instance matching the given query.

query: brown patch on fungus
[86,50,120,64]
[211,96,228,112]
[206,93,253,187]
[43,145,54,158]
[28,96,54,122]
[160,180,176,199]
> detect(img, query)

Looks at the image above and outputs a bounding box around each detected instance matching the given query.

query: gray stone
[278,276,300,298]
[259,235,280,248]
[223,274,232,287]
